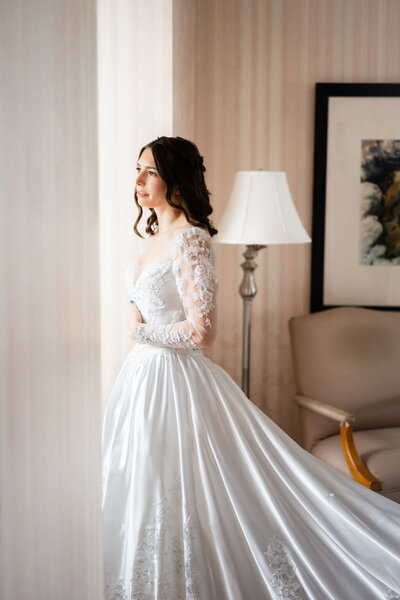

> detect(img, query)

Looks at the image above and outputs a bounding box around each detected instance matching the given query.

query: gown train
[102,226,400,600]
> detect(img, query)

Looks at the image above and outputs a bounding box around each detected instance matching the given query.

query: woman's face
[135,147,168,209]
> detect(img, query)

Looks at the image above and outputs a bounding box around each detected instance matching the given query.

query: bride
[101,136,400,600]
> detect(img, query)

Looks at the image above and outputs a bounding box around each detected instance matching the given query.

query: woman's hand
[128,303,143,337]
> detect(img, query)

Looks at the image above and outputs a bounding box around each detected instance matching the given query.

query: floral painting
[360,139,400,265]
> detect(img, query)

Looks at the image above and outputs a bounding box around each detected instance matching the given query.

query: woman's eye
[136,167,141,173]
[148,171,157,176]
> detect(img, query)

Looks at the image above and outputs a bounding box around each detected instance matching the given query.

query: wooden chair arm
[294,394,381,491]
[294,394,355,424]
[340,423,381,491]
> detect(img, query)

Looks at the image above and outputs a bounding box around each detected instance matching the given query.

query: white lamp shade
[217,171,311,245]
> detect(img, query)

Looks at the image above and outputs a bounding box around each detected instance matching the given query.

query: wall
[173,0,400,440]
[0,1,102,598]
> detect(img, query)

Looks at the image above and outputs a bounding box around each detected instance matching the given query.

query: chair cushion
[312,427,400,493]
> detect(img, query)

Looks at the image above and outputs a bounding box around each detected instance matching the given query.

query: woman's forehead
[138,147,155,166]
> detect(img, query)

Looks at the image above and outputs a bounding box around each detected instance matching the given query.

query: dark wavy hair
[134,136,217,237]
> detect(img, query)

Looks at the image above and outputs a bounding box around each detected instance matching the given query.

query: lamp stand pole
[239,244,266,397]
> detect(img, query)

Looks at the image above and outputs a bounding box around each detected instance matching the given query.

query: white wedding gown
[102,226,400,600]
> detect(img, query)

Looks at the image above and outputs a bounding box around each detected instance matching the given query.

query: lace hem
[131,483,199,600]
[104,579,129,600]
[264,537,304,600]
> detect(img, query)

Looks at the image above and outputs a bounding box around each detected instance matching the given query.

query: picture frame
[310,83,400,313]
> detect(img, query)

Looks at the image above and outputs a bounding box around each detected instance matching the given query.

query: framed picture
[310,83,400,312]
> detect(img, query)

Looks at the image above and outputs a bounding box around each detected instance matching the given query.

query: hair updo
[133,136,218,237]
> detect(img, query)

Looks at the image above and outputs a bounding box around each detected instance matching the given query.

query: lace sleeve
[133,227,218,349]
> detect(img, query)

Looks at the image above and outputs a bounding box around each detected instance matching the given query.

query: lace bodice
[125,226,218,349]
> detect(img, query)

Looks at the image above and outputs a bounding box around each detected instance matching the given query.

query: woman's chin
[137,198,152,208]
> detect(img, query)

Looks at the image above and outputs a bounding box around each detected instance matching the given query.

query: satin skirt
[102,345,400,600]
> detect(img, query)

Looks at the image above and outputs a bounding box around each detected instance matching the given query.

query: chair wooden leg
[340,423,381,491]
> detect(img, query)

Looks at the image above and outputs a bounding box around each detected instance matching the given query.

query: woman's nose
[136,171,144,186]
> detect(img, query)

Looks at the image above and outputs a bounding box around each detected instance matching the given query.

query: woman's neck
[155,207,189,236]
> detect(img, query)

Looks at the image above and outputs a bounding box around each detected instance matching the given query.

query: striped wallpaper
[174,0,400,439]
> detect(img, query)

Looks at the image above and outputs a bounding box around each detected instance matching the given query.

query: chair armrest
[294,395,380,491]
[340,423,381,491]
[294,394,355,424]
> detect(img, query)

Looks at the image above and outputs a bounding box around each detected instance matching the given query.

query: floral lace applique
[104,578,129,600]
[182,515,199,600]
[131,484,199,600]
[173,227,217,324]
[136,323,196,348]
[131,227,218,349]
[264,537,304,600]
[133,262,172,321]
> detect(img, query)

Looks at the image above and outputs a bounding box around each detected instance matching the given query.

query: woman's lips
[136,191,148,197]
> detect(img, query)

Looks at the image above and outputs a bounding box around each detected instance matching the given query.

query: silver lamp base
[239,244,267,397]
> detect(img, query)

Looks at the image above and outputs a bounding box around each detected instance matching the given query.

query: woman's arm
[129,229,218,349]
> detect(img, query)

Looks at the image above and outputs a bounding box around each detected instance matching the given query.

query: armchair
[289,307,400,503]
